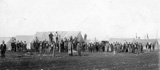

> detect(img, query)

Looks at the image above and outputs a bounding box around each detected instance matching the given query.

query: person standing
[51,41,56,57]
[68,37,73,56]
[77,42,82,56]
[11,41,14,51]
[13,41,16,52]
[146,42,149,50]
[0,41,7,59]
[55,32,59,43]
[39,41,42,53]
[23,41,27,51]
[60,39,64,52]
[49,32,53,42]
[64,38,68,52]
[140,43,143,53]
[11,41,16,52]
[149,43,152,52]
[16,41,20,52]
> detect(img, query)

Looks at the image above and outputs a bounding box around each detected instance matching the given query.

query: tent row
[0,31,84,50]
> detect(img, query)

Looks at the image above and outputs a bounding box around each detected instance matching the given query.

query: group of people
[0,31,157,58]
[30,32,83,56]
[87,42,105,52]
[87,42,156,54]
[0,40,28,59]
[107,42,144,54]
[31,40,55,53]
[11,41,27,52]
[30,32,156,56]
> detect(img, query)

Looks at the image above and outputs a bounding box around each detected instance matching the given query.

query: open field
[0,50,159,70]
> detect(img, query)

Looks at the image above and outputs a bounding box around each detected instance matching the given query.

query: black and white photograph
[0,0,160,70]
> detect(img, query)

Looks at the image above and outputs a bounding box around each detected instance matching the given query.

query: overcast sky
[0,0,159,40]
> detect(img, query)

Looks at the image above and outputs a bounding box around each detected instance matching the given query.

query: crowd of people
[11,41,27,52]
[31,34,83,56]
[0,32,157,58]
[87,42,155,54]
[22,31,157,56]
[8,34,157,56]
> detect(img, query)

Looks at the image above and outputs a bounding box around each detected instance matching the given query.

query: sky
[0,0,159,40]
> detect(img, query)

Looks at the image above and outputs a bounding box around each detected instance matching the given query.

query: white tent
[135,39,159,49]
[34,31,84,42]
[16,35,35,49]
[0,37,13,50]
[158,39,160,49]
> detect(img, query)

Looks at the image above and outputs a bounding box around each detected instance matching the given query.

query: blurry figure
[64,38,68,52]
[20,41,23,51]
[149,43,152,52]
[39,41,42,53]
[60,39,64,52]
[77,42,82,56]
[146,42,149,50]
[140,43,143,53]
[23,41,27,51]
[16,41,20,52]
[68,37,73,56]
[0,41,6,59]
[49,32,53,42]
[11,41,16,52]
[55,32,59,43]
[51,41,56,57]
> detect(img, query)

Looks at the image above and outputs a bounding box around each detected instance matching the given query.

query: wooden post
[52,42,55,57]
[59,35,61,53]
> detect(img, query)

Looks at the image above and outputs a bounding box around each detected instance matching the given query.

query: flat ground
[0,50,159,70]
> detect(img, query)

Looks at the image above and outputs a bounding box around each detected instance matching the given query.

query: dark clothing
[11,42,16,52]
[61,42,64,52]
[56,37,58,42]
[149,44,152,52]
[11,42,14,51]
[23,43,27,51]
[152,44,155,51]
[17,43,21,51]
[49,33,53,42]
[0,44,6,58]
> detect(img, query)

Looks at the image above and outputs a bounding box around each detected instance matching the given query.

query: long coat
[1,44,6,52]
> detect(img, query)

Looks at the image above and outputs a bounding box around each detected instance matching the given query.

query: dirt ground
[0,50,159,70]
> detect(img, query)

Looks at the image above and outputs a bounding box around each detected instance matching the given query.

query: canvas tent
[158,39,160,46]
[16,35,35,49]
[0,37,13,50]
[158,39,160,49]
[34,31,84,42]
[135,39,159,49]
[109,38,135,44]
